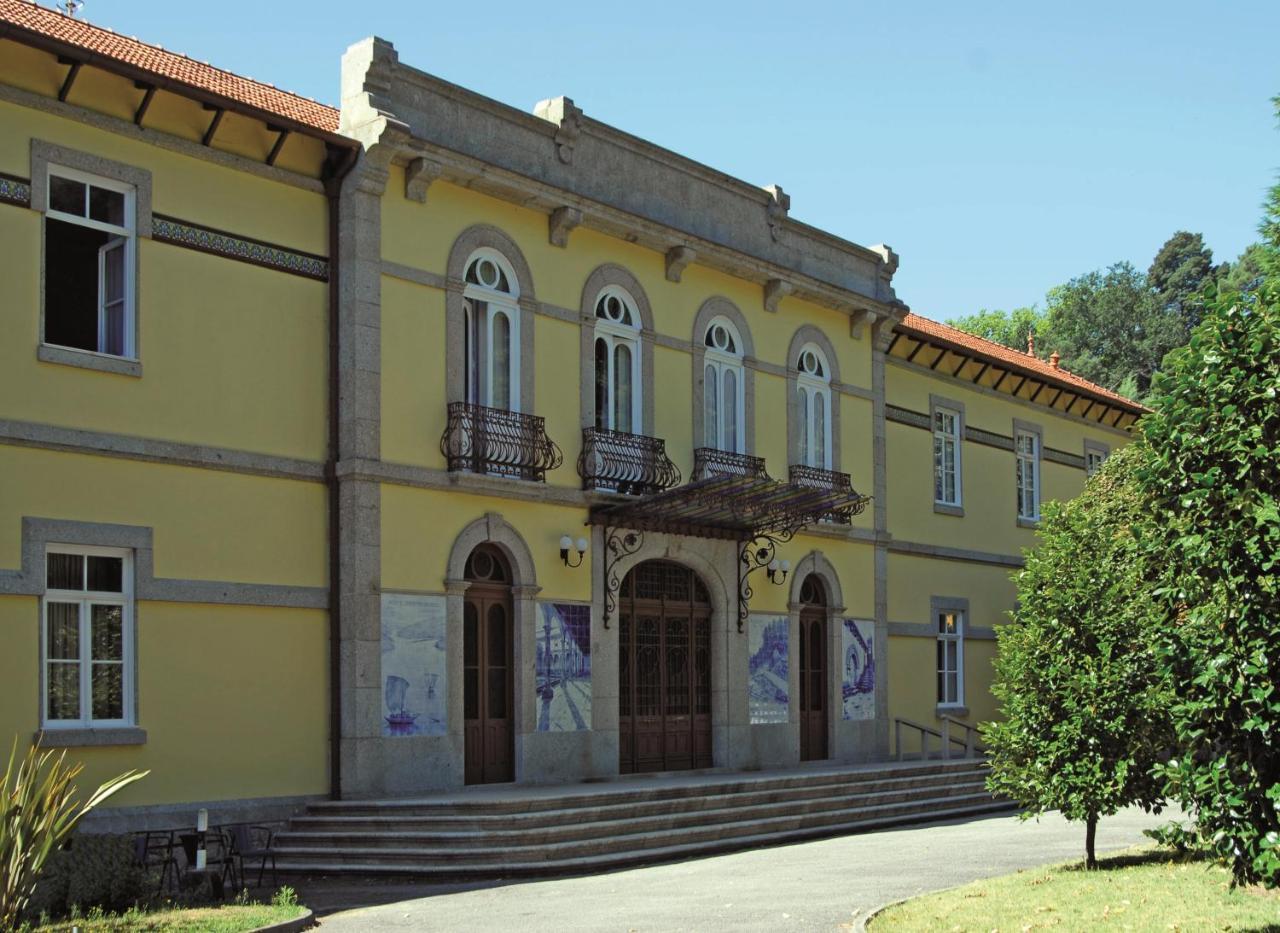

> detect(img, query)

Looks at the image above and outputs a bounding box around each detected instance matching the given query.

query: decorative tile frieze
[884,404,930,430]
[0,173,32,207]
[1044,447,1086,470]
[965,425,1015,452]
[152,214,328,281]
[886,404,1086,469]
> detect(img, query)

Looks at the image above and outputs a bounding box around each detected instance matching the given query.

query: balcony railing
[440,402,564,482]
[789,464,861,524]
[693,447,769,481]
[578,428,682,496]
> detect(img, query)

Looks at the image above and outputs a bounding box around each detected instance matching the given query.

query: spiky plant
[0,738,147,929]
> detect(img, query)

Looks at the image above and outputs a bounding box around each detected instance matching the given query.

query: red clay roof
[899,312,1147,413]
[0,0,341,135]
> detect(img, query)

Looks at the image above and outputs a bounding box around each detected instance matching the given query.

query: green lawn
[872,847,1280,932]
[32,903,306,932]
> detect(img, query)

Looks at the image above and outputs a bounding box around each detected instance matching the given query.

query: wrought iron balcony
[789,464,863,524]
[440,402,564,482]
[578,428,682,496]
[692,447,770,481]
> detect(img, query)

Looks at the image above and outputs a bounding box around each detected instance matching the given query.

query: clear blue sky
[76,0,1279,319]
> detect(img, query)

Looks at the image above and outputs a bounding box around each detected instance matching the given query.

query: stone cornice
[339,38,908,325]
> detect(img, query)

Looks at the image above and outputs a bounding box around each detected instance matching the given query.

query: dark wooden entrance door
[463,546,514,785]
[619,560,713,773]
[798,574,829,762]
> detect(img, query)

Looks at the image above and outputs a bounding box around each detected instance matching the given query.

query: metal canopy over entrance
[589,448,870,630]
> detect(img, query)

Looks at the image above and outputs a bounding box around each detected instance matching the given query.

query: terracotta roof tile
[0,0,340,134]
[899,312,1147,413]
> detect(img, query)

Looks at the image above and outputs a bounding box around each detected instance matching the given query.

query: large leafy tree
[944,306,1047,353]
[1138,276,1280,888]
[1148,231,1218,333]
[984,443,1171,869]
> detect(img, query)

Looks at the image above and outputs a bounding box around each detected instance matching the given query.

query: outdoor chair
[226,823,279,889]
[132,829,179,894]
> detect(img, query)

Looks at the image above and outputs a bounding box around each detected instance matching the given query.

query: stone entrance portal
[618,560,713,773]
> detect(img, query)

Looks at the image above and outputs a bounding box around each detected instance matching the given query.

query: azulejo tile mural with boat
[381,594,447,737]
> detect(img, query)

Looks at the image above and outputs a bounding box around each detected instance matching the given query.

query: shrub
[27,834,149,920]
[983,443,1172,868]
[1138,278,1280,887]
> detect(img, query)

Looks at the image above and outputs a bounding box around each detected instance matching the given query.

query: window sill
[936,705,970,719]
[35,727,147,748]
[38,344,142,378]
[933,502,964,517]
[1016,516,1040,529]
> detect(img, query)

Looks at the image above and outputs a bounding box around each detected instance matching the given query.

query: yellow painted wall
[0,594,327,808]
[0,446,326,589]
[0,99,329,461]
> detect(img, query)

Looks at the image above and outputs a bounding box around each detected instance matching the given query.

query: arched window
[463,249,520,412]
[703,317,745,453]
[796,343,832,469]
[592,287,642,433]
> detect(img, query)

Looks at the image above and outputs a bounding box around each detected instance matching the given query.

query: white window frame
[703,316,746,453]
[933,407,962,507]
[796,343,832,470]
[44,164,138,360]
[1084,441,1109,477]
[592,286,642,433]
[1015,424,1041,522]
[936,606,965,708]
[462,248,521,412]
[41,544,135,729]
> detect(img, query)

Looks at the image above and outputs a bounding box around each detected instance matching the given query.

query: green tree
[945,306,1048,353]
[1218,243,1272,294]
[1260,94,1280,253]
[983,443,1170,869]
[1138,276,1280,888]
[1148,231,1217,332]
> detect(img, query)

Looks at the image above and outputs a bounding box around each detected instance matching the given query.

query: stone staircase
[273,759,1010,879]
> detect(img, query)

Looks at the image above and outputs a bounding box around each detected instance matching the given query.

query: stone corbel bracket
[404,156,442,203]
[665,245,696,282]
[849,308,879,340]
[764,184,790,243]
[549,206,583,248]
[534,96,584,165]
[763,278,793,313]
[872,244,900,304]
[872,316,897,353]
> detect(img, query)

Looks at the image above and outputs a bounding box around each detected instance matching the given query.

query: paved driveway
[306,807,1169,932]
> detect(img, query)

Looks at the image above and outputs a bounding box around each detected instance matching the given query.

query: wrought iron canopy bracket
[601,526,644,630]
[737,527,798,633]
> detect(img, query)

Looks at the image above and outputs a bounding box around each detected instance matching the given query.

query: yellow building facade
[0,4,1143,823]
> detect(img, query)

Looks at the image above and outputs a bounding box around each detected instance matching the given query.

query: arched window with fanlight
[703,317,746,453]
[592,287,642,433]
[796,343,832,469]
[463,249,521,412]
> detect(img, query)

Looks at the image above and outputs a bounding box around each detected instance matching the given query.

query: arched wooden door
[463,545,514,784]
[798,574,829,762]
[618,560,713,773]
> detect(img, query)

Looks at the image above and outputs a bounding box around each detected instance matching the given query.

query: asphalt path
[306,806,1169,931]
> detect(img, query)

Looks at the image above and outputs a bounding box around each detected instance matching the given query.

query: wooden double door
[463,547,514,784]
[618,560,713,773]
[799,608,829,761]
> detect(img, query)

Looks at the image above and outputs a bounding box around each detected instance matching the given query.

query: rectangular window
[42,546,134,727]
[1085,446,1108,477]
[1015,429,1040,521]
[933,407,961,506]
[936,609,964,706]
[44,166,136,359]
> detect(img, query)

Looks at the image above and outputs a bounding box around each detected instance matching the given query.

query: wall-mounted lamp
[767,559,791,585]
[560,534,589,568]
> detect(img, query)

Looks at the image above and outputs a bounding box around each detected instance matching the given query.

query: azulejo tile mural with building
[0,0,1145,824]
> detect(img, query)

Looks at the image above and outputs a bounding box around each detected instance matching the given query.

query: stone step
[276,791,1002,865]
[275,796,1014,879]
[278,780,991,848]
[304,761,992,819]
[287,768,990,833]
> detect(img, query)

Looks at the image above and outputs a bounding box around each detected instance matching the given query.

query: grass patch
[30,902,305,932]
[871,846,1280,931]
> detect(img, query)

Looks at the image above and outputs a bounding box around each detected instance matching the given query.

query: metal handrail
[788,464,858,524]
[578,427,682,495]
[439,402,564,482]
[693,447,769,481]
[894,716,984,761]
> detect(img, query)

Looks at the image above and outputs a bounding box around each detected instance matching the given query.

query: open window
[44,167,136,359]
